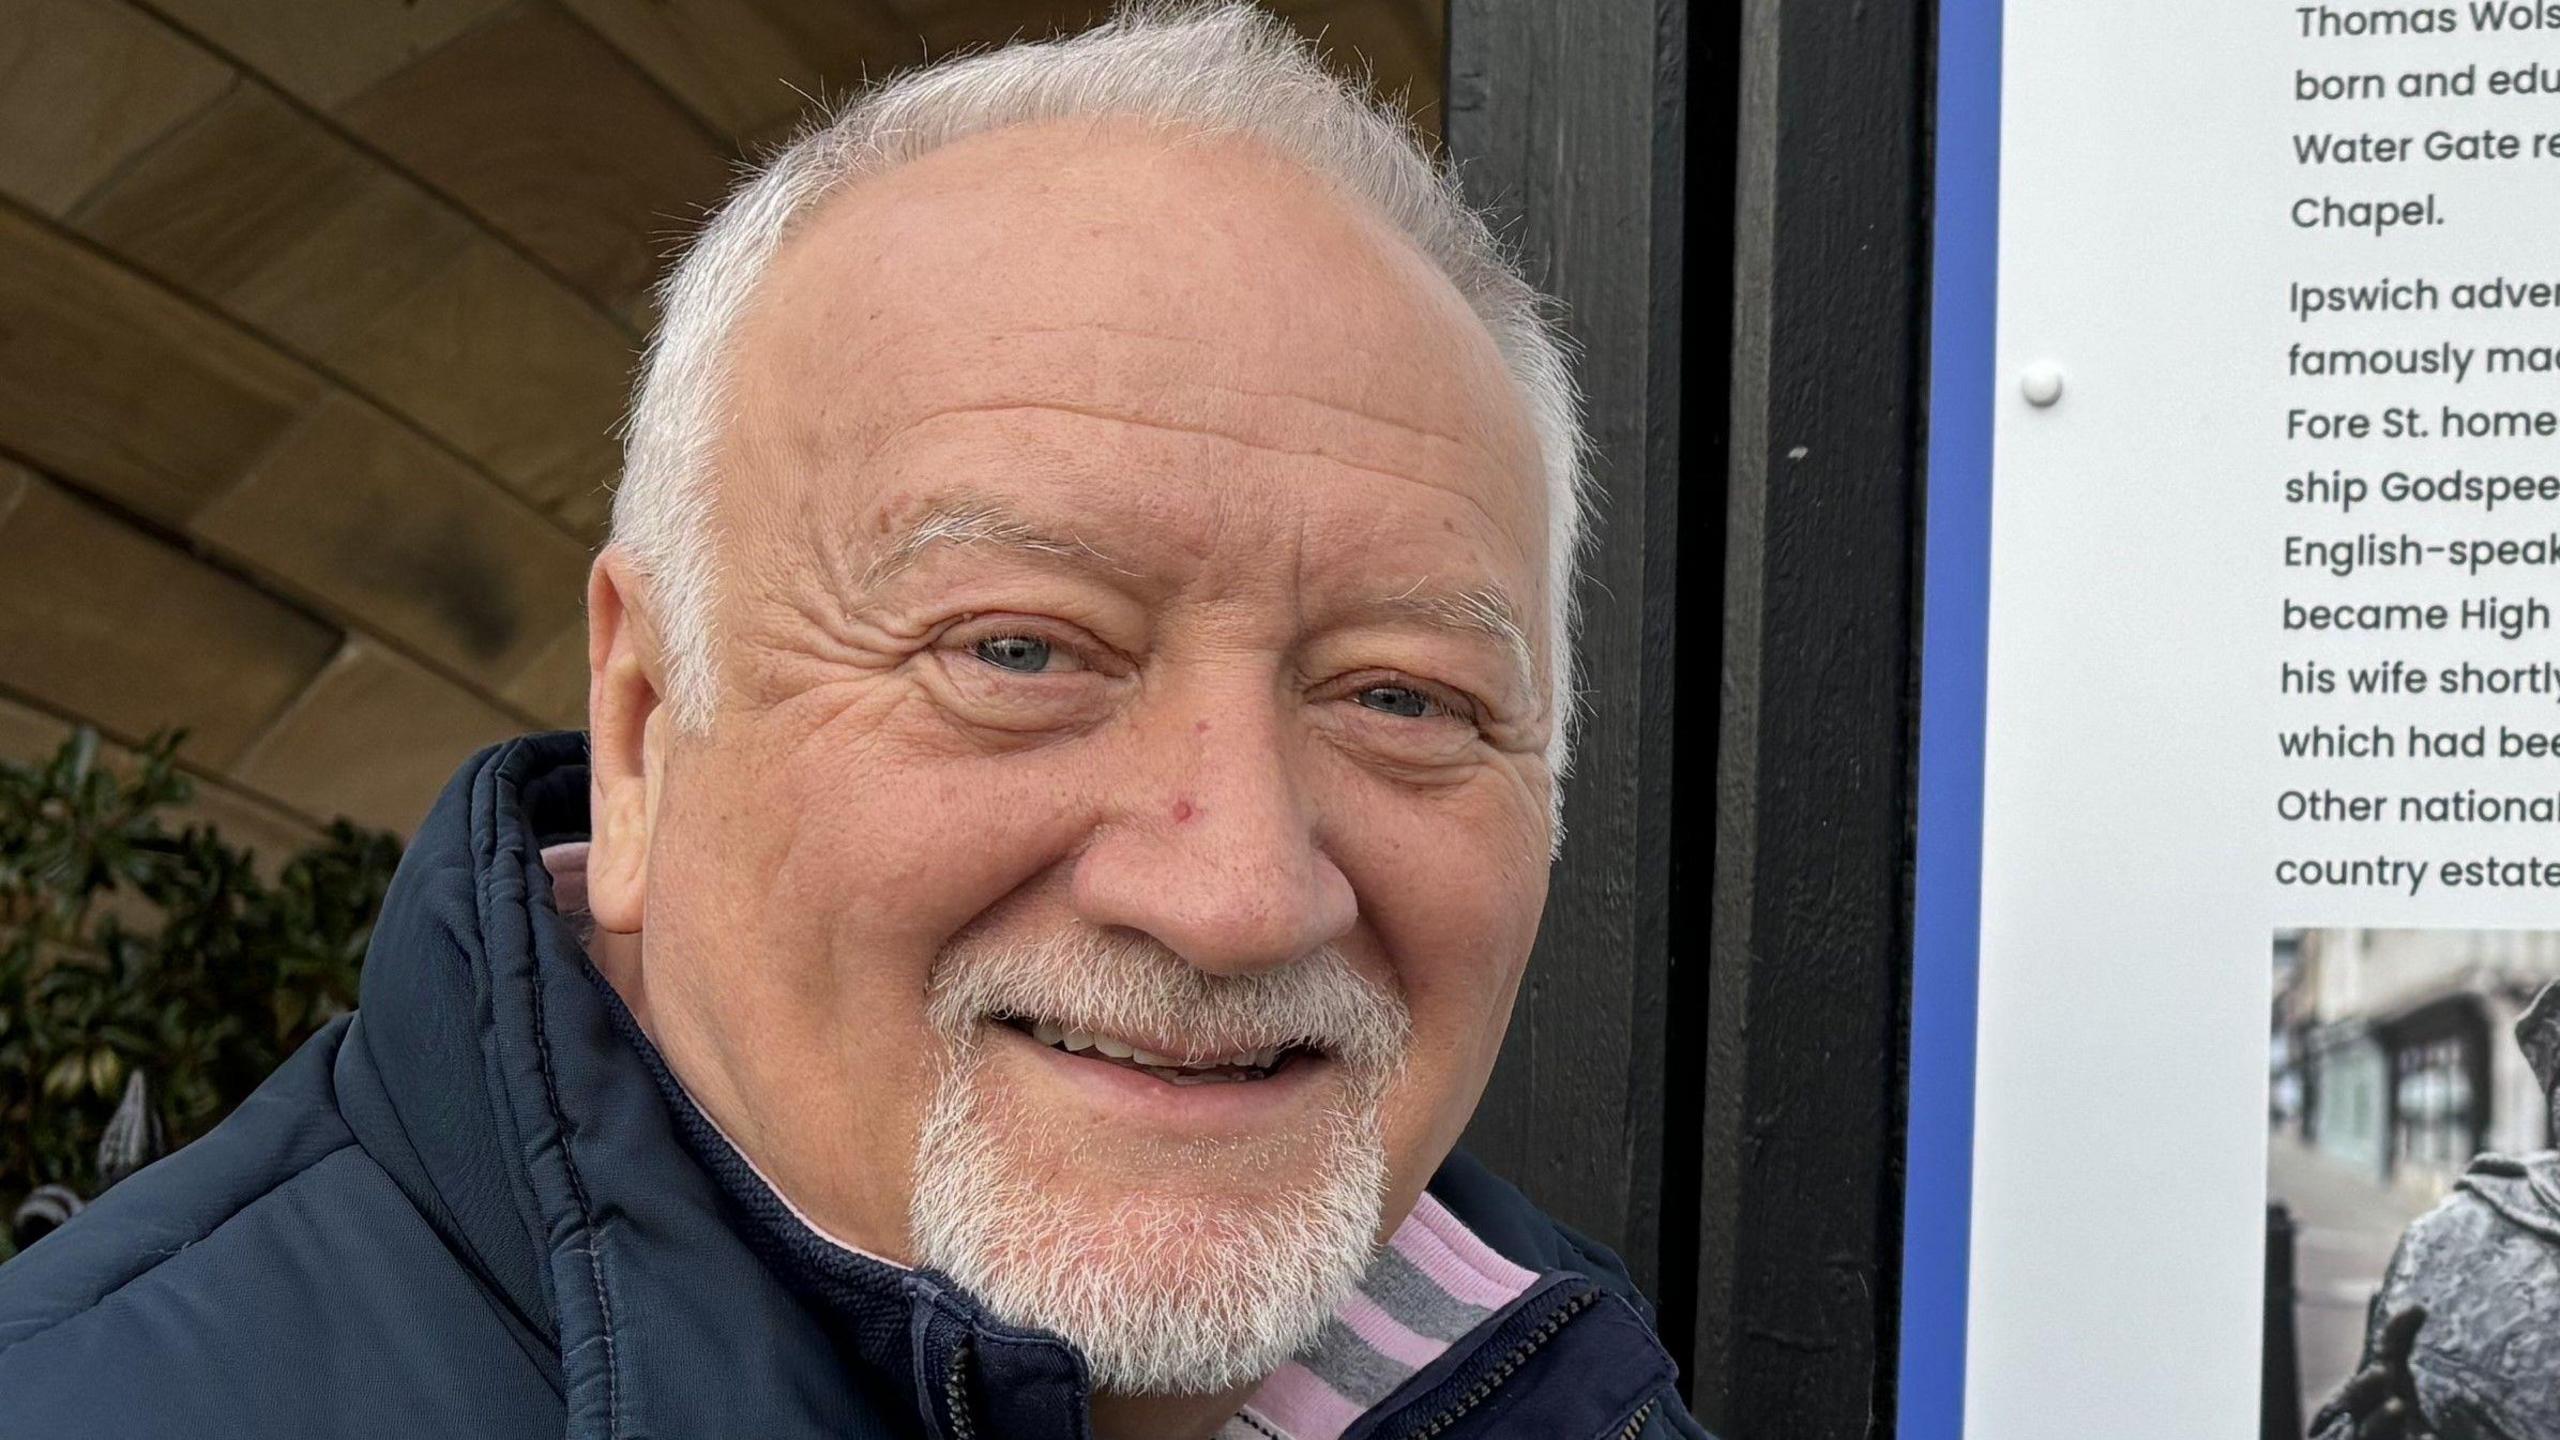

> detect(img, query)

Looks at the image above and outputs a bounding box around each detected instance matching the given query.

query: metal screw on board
[2021,362,2065,408]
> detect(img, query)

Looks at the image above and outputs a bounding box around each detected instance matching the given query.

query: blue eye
[973,635,1053,673]
[1355,685,1436,719]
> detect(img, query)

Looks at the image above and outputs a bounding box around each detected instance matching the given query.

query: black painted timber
[1697,0,1932,1434]
[1445,0,1931,1432]
[1657,0,1742,1401]
[1443,0,1690,1304]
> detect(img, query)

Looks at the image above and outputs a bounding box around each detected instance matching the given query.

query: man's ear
[587,547,671,936]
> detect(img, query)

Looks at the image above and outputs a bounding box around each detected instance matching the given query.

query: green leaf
[88,1046,122,1096]
[0,726,396,1196]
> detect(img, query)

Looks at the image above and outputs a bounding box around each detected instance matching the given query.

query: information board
[1905,4,2560,1436]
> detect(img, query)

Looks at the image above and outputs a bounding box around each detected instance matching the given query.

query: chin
[908,1044,1391,1395]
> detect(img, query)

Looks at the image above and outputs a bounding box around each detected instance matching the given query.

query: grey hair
[613,1,1591,781]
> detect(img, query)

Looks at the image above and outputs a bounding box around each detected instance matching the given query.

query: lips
[993,1015,1314,1086]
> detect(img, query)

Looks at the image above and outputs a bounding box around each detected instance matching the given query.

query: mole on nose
[1172,798,1197,824]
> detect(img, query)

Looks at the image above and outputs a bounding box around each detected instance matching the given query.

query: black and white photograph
[2269,928,2560,1440]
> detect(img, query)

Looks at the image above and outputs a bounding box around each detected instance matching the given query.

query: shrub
[0,729,401,1245]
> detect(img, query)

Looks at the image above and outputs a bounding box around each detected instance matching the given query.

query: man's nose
[1068,702,1357,975]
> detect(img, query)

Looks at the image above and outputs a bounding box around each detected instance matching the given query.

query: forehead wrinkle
[951,327,1484,457]
[791,314,1528,503]
[917,397,1474,501]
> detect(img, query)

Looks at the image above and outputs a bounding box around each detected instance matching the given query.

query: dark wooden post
[1442,0,1690,1302]
[1448,1,1930,1432]
[1693,0,1933,1431]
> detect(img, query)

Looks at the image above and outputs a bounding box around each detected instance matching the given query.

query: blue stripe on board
[1899,0,2004,1435]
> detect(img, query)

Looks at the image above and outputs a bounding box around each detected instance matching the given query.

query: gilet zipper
[1615,1399,1659,1440]
[1403,1286,1602,1438]
[944,1338,978,1440]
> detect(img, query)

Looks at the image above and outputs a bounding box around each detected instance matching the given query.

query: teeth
[1029,1026,1292,1077]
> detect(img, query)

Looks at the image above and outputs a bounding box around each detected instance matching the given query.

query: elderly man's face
[589,120,1553,1388]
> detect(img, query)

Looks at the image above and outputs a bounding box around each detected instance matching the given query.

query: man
[2313,981,2560,1440]
[0,6,1705,1437]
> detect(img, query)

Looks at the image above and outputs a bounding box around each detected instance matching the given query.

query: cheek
[639,708,1113,1247]
[759,703,1106,953]
[1350,793,1550,1138]
[648,696,1103,1042]
[1393,874,1541,1084]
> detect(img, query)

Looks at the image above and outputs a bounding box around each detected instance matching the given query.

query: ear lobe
[586,548,667,936]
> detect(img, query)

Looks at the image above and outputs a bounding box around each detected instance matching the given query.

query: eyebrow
[855,499,1129,592]
[1372,578,1537,686]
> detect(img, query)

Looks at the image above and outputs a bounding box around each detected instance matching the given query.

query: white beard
[907,933,1406,1396]
[908,1047,1388,1394]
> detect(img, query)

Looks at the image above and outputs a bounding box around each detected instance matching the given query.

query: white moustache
[924,930,1410,1077]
